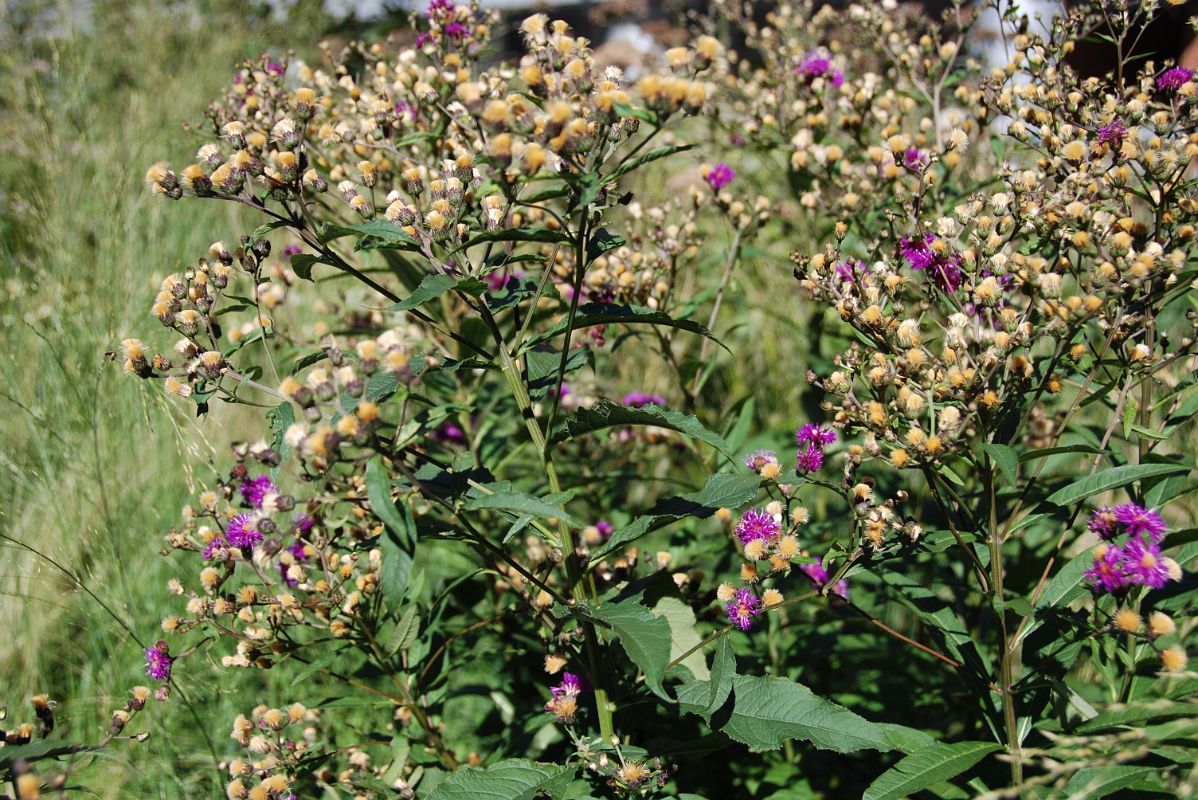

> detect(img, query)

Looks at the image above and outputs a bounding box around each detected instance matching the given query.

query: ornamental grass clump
[59,0,1198,796]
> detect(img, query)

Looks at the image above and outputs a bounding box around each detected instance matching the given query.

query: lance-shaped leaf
[863,741,1001,800]
[589,473,760,564]
[522,303,728,353]
[1044,462,1189,507]
[552,399,734,458]
[462,489,579,527]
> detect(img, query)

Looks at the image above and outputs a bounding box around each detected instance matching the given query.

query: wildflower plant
[101,0,1198,796]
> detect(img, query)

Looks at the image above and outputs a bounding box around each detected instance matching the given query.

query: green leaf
[522,303,728,353]
[457,227,572,252]
[863,741,1001,800]
[0,741,104,769]
[388,605,421,654]
[608,144,695,182]
[589,473,760,564]
[982,443,1018,486]
[426,758,575,800]
[249,219,290,244]
[713,675,893,753]
[586,227,625,263]
[462,490,578,527]
[367,458,415,550]
[291,253,329,281]
[612,100,657,125]
[1044,462,1190,506]
[1062,766,1156,799]
[346,220,421,251]
[591,597,673,700]
[703,635,736,717]
[1019,443,1107,463]
[653,596,709,681]
[266,402,295,463]
[387,273,458,313]
[553,399,735,458]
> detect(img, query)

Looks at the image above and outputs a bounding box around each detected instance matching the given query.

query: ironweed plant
[9,0,1196,797]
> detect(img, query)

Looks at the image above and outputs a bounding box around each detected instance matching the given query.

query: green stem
[987,461,1022,786]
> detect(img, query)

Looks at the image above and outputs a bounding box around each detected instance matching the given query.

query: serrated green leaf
[589,473,760,564]
[456,227,572,252]
[715,675,893,753]
[863,741,1001,800]
[266,402,295,464]
[1063,766,1156,799]
[592,597,673,700]
[426,758,574,800]
[609,144,695,182]
[347,220,422,251]
[291,253,329,281]
[523,303,728,353]
[1044,462,1189,506]
[553,399,734,458]
[462,490,578,527]
[653,596,709,681]
[982,443,1018,486]
[388,273,458,313]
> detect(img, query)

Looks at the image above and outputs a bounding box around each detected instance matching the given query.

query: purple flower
[801,557,849,599]
[1096,119,1127,147]
[432,421,467,445]
[282,245,303,259]
[1087,507,1120,541]
[1120,537,1170,589]
[623,391,666,408]
[225,514,262,551]
[1156,66,1193,92]
[1113,503,1167,543]
[705,163,736,191]
[735,508,780,544]
[726,588,762,631]
[202,535,229,561]
[427,0,455,17]
[551,672,585,697]
[415,32,434,48]
[595,520,613,539]
[144,642,174,681]
[796,51,843,86]
[266,60,285,76]
[444,21,470,40]
[744,449,779,473]
[834,258,864,283]
[899,234,963,293]
[1084,545,1130,594]
[902,148,927,170]
[240,475,277,509]
[796,423,837,447]
[795,443,825,474]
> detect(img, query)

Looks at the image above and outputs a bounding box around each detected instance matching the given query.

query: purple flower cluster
[801,557,849,599]
[240,474,277,509]
[795,423,836,474]
[225,513,262,551]
[144,641,174,681]
[1156,66,1193,92]
[623,391,666,408]
[1096,118,1127,148]
[545,672,586,722]
[705,162,736,191]
[735,508,780,545]
[726,587,763,631]
[796,50,845,88]
[1083,503,1172,593]
[899,234,964,293]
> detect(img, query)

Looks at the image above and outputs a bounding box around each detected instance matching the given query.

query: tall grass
[0,2,319,795]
